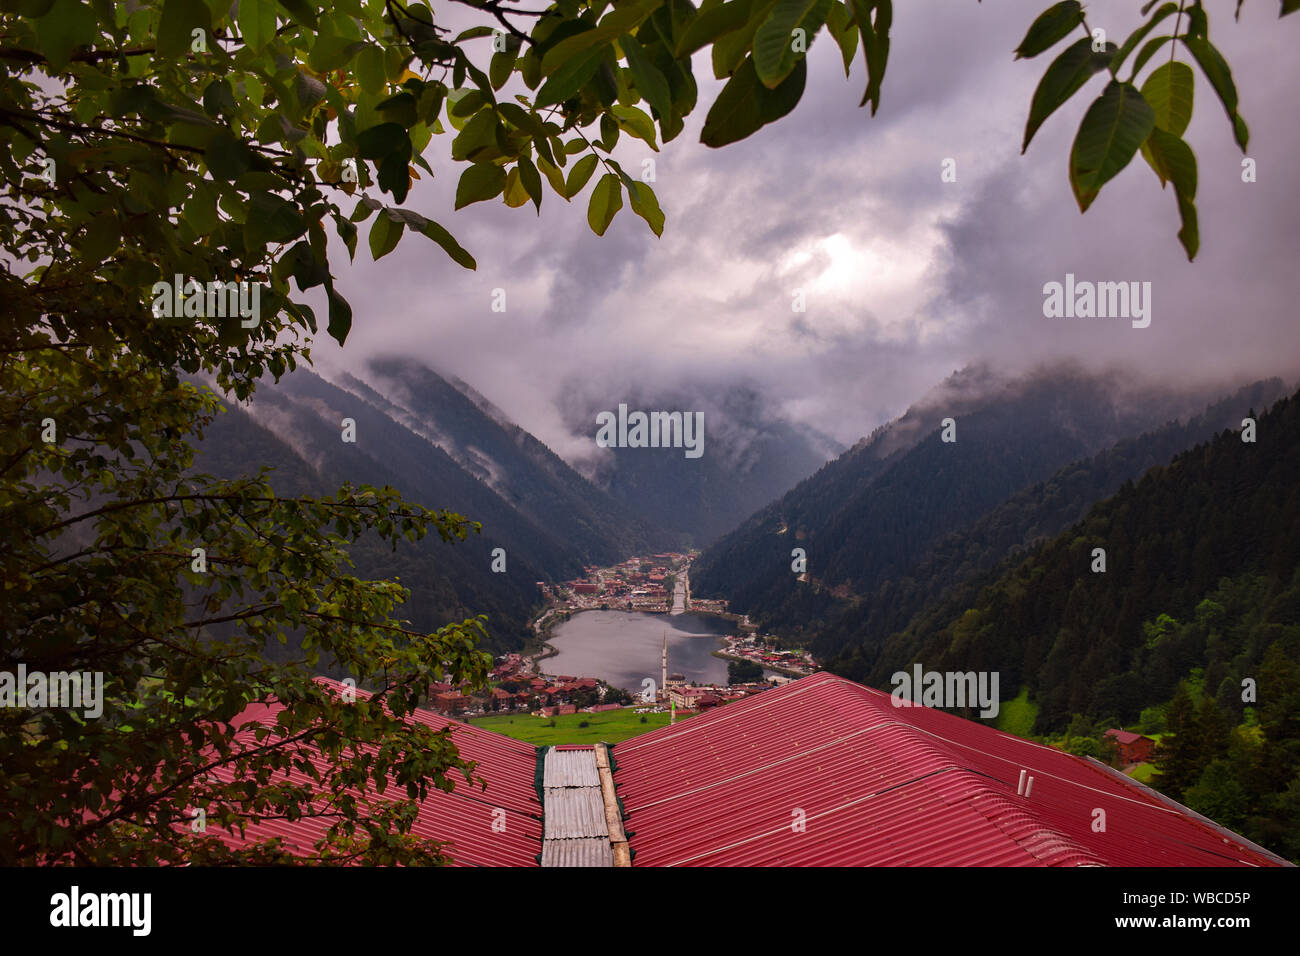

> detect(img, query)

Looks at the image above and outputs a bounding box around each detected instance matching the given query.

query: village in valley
[428,551,818,724]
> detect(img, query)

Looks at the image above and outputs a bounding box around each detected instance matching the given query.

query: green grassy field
[468,708,679,745]
[1128,762,1158,783]
[995,686,1038,737]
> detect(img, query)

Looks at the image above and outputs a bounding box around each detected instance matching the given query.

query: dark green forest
[692,369,1269,636]
[813,378,1287,661]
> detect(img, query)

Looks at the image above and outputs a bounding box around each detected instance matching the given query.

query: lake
[544,610,734,691]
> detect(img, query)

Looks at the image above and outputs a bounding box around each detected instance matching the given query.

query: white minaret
[661,632,667,699]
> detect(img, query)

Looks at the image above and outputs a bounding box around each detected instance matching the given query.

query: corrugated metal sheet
[539,746,614,865]
[202,678,543,866]
[611,672,1291,868]
[540,837,614,867]
[543,786,608,839]
[544,748,601,788]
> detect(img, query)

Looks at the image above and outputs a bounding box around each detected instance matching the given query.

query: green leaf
[1284,0,1300,16]
[356,123,408,160]
[502,166,529,207]
[37,0,99,71]
[627,180,664,237]
[753,0,817,88]
[356,46,387,95]
[1013,1,1083,59]
[587,173,623,236]
[1129,34,1174,78]
[714,0,778,78]
[1172,186,1198,261]
[237,0,277,51]
[701,55,806,147]
[182,180,218,235]
[1069,80,1155,212]
[310,35,364,73]
[379,91,419,129]
[368,212,403,260]
[1111,2,1177,74]
[1023,38,1115,153]
[276,0,317,30]
[565,154,599,198]
[621,33,673,122]
[598,113,620,151]
[537,155,569,198]
[676,0,755,58]
[421,220,476,269]
[204,131,254,180]
[540,0,664,77]
[78,212,119,263]
[245,192,306,249]
[378,147,413,203]
[455,163,507,209]
[1140,124,1197,195]
[325,279,352,343]
[849,0,891,113]
[518,155,543,213]
[535,46,607,108]
[611,104,658,150]
[1140,127,1199,260]
[350,196,382,223]
[490,42,520,91]
[157,0,211,60]
[202,79,237,119]
[826,1,859,77]
[450,109,503,162]
[1181,36,1248,151]
[1140,60,1193,136]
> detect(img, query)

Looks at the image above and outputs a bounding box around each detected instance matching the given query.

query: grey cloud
[304,0,1299,459]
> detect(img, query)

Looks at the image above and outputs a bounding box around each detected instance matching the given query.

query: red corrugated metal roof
[611,672,1289,867]
[203,678,542,866]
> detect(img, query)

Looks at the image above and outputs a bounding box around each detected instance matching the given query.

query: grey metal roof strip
[540,838,615,868]
[543,749,602,788]
[540,747,615,865]
[543,787,609,839]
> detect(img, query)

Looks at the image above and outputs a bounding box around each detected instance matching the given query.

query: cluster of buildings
[562,553,692,612]
[428,652,617,718]
[720,633,817,676]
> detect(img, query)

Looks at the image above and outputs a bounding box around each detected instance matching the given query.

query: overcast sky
[306,0,1300,459]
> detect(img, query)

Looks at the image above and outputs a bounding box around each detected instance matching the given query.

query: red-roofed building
[203,678,542,866]
[610,672,1289,867]
[1105,728,1156,764]
[433,691,468,715]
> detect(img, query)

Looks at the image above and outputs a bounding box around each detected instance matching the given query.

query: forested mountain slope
[692,365,1223,636]
[193,363,671,653]
[816,378,1288,662]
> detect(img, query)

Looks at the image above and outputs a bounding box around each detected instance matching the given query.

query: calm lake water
[545,611,733,691]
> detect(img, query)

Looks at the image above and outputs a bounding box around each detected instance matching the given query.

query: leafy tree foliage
[727,658,762,683]
[1016,0,1296,259]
